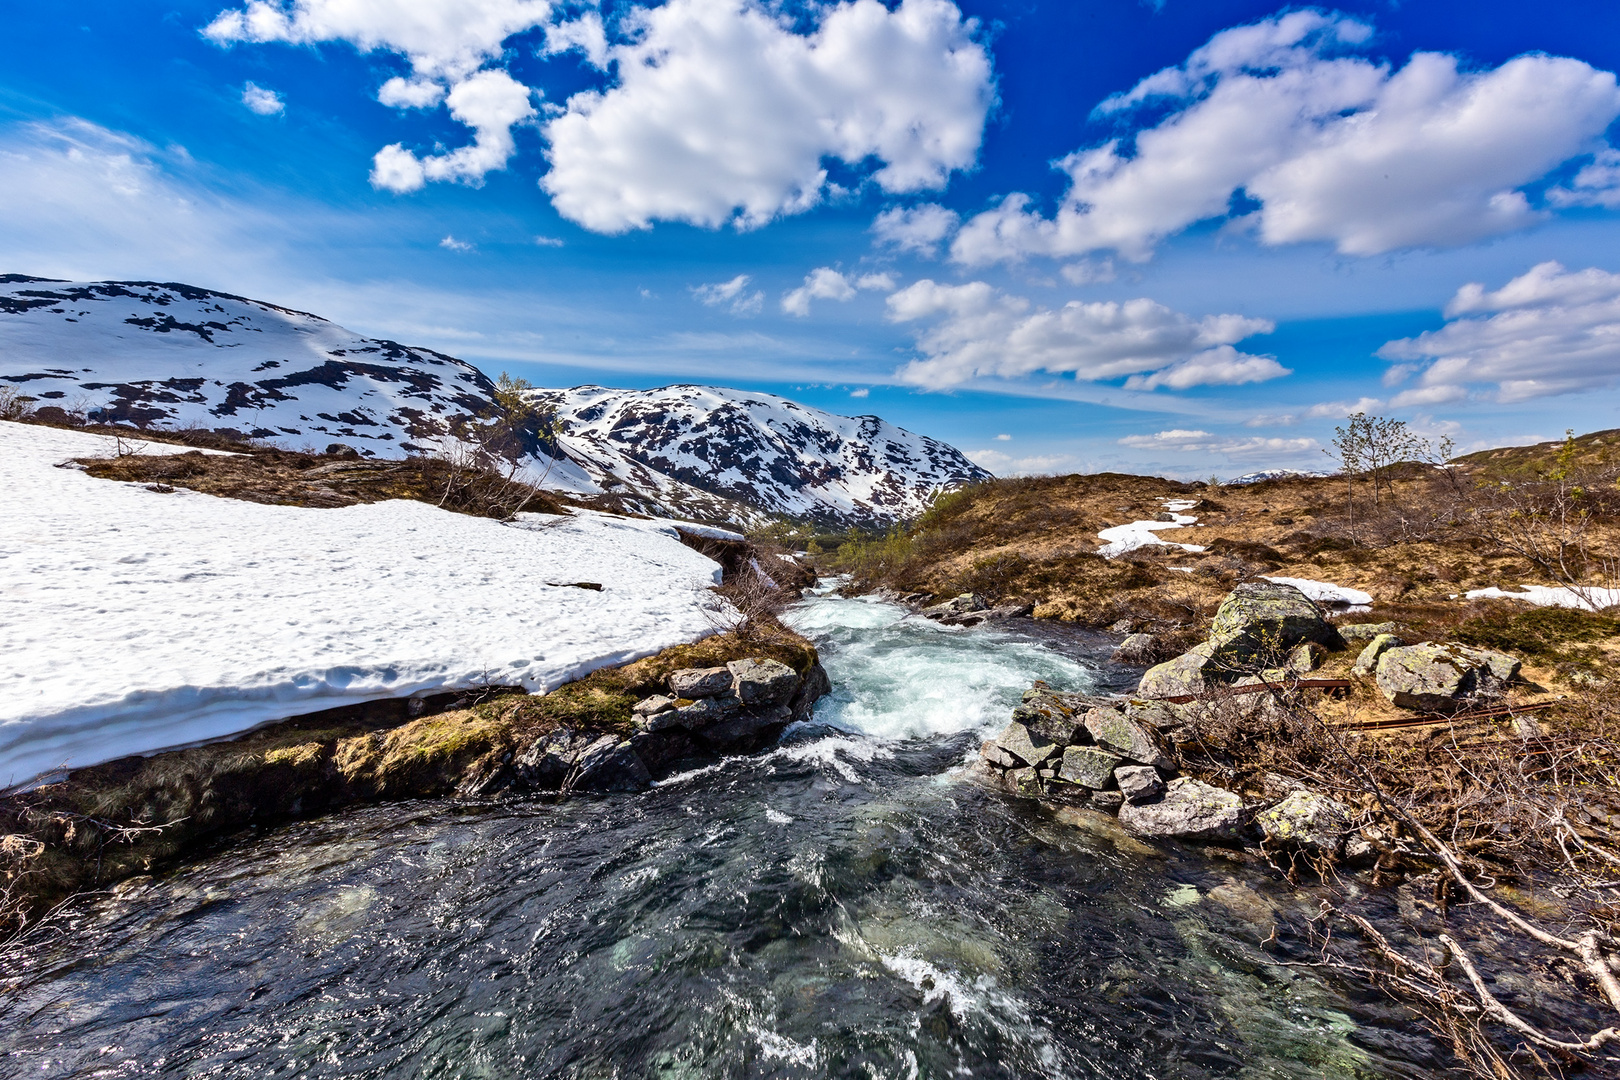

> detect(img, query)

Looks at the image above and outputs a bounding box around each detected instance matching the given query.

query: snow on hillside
[0,277,989,527]
[533,384,992,527]
[0,420,732,788]
[0,275,598,492]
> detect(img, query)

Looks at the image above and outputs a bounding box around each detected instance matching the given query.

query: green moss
[1455,606,1620,657]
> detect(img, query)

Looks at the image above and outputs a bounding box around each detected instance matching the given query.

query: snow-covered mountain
[533,385,991,528]
[0,276,988,527]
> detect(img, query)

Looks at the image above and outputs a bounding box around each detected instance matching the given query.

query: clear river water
[0,588,1448,1079]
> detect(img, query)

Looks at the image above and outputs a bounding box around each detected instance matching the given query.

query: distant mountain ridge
[534,384,992,528]
[0,276,988,527]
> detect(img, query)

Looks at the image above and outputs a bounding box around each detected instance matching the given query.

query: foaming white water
[783,588,1095,742]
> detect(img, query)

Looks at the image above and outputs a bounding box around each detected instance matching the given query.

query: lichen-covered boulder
[1057,745,1120,789]
[994,720,1060,767]
[1117,778,1244,842]
[1010,693,1084,744]
[1256,790,1353,854]
[1138,641,1218,699]
[1375,643,1521,711]
[1286,641,1327,673]
[1114,764,1165,805]
[727,657,801,706]
[666,692,743,728]
[1208,581,1344,666]
[1084,708,1172,769]
[1340,622,1398,642]
[1352,633,1402,676]
[669,667,733,699]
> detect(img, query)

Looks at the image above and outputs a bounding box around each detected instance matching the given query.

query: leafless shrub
[0,384,36,422]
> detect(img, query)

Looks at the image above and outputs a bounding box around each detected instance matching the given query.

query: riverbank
[1,618,831,923]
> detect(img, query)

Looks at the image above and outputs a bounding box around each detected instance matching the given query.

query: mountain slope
[533,384,992,528]
[1,276,988,527]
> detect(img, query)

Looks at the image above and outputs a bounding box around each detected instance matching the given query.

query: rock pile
[978,682,1362,852]
[513,657,830,794]
[915,591,1035,627]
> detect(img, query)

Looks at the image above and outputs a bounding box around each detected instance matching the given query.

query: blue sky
[4,0,1620,477]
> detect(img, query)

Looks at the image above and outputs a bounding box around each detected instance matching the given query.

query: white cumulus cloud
[241,82,285,115]
[439,234,474,251]
[885,279,1281,390]
[950,10,1620,265]
[1378,261,1620,402]
[209,0,552,190]
[370,69,535,191]
[781,267,893,316]
[205,0,554,80]
[871,203,960,256]
[541,0,994,232]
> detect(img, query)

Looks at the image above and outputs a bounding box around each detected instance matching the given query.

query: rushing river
[0,590,1445,1078]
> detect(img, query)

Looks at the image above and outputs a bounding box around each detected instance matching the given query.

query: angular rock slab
[995,720,1060,766]
[1057,745,1120,789]
[1118,778,1244,843]
[1208,580,1343,665]
[669,667,733,699]
[1352,633,1402,676]
[1084,709,1172,769]
[1138,641,1218,699]
[1114,764,1165,805]
[1256,790,1353,855]
[1375,643,1521,711]
[728,657,801,706]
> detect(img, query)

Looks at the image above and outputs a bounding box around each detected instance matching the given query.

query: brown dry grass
[822,460,1620,652]
[79,443,572,519]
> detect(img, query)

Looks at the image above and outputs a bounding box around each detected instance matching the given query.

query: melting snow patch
[1262,576,1373,607]
[0,420,734,788]
[1097,501,1205,558]
[1464,585,1620,610]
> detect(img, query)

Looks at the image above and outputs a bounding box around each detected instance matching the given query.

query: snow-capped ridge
[0,276,988,527]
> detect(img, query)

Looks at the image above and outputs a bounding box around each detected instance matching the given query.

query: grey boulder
[1138,641,1219,699]
[565,735,652,792]
[1255,790,1354,855]
[995,720,1061,767]
[1114,764,1166,805]
[1057,745,1120,789]
[1375,643,1521,711]
[728,657,801,706]
[1084,709,1172,769]
[1208,581,1343,666]
[1352,632,1403,676]
[1118,778,1244,842]
[669,667,733,699]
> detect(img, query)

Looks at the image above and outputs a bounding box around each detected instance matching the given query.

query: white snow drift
[0,421,732,788]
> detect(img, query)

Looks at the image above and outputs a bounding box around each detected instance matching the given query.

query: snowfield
[0,421,733,788]
[1464,585,1620,611]
[1097,499,1207,558]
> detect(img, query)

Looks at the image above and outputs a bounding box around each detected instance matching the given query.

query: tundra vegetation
[827,422,1620,1077]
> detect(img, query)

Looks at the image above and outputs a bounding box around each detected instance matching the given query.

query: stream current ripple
[0,588,1441,1078]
